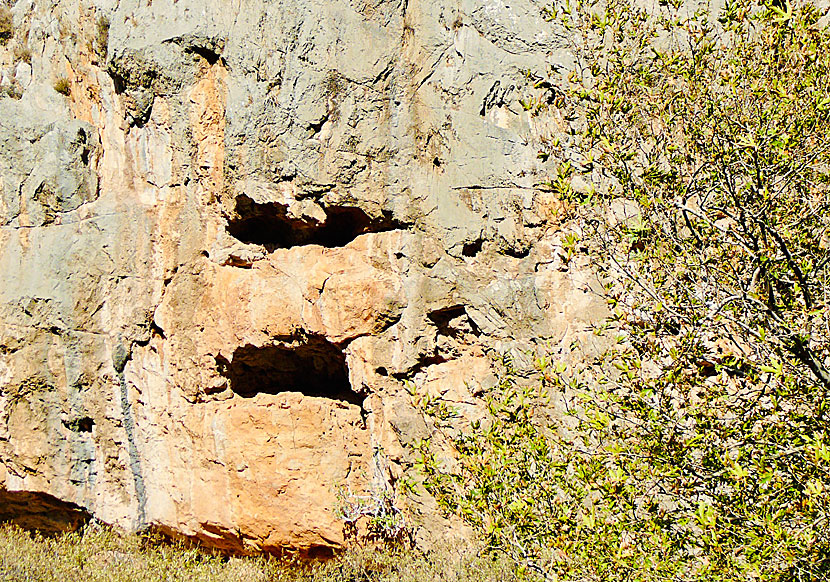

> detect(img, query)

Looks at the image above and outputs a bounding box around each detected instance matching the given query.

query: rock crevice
[214,337,362,406]
[226,194,407,250]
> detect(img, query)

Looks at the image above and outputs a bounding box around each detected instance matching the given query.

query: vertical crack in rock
[113,341,147,529]
[0,490,92,533]
[226,194,405,249]
[215,336,362,405]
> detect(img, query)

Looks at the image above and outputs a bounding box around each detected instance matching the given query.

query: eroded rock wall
[0,0,606,554]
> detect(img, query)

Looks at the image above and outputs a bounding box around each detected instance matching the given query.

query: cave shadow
[215,336,363,406]
[226,195,405,249]
[0,489,92,534]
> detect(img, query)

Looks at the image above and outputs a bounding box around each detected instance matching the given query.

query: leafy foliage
[417,1,830,580]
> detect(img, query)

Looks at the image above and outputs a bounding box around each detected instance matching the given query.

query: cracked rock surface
[0,0,607,555]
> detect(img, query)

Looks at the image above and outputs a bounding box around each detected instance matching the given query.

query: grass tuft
[13,45,31,65]
[93,15,109,60]
[53,77,71,96]
[0,6,12,45]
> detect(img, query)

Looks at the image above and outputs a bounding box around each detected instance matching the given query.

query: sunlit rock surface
[0,0,606,554]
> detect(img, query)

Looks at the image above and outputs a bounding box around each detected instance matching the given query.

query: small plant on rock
[0,84,21,100]
[336,485,409,545]
[0,6,12,46]
[13,45,30,65]
[94,15,109,61]
[336,449,410,546]
[53,77,71,96]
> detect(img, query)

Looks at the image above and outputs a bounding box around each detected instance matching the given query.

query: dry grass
[90,15,109,61]
[53,77,71,96]
[13,45,31,64]
[0,524,516,582]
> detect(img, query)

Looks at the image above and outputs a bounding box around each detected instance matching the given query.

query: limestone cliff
[0,0,606,555]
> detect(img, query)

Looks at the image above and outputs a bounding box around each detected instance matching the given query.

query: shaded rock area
[0,489,91,533]
[0,0,610,557]
[226,195,405,250]
[215,337,362,405]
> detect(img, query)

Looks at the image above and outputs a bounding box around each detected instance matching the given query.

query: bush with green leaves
[417,0,830,580]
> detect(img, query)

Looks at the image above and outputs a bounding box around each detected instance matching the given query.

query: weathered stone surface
[0,0,607,554]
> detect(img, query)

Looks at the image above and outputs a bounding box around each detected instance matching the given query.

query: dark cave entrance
[225,194,404,249]
[215,336,362,405]
[0,490,92,533]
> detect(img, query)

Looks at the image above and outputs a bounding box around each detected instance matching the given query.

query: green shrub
[418,1,830,580]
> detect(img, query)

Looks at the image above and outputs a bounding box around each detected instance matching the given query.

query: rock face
[0,0,606,555]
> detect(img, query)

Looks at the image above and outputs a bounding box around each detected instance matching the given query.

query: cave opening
[215,336,362,405]
[462,238,483,257]
[225,194,404,249]
[0,490,92,534]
